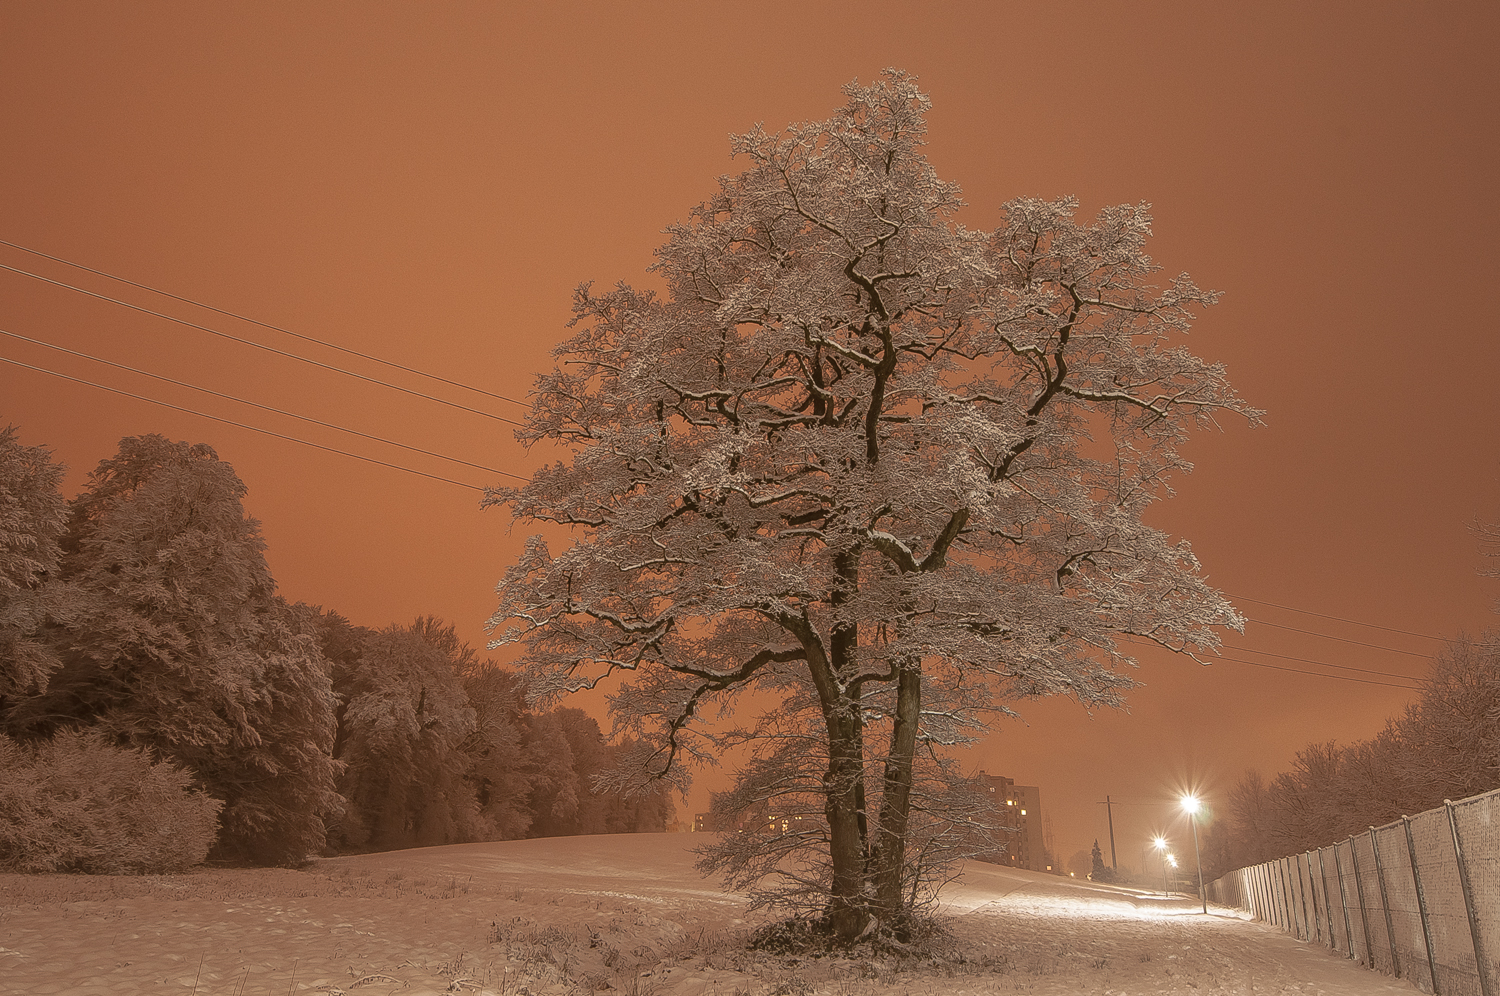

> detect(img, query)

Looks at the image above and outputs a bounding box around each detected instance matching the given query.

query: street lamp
[1152,835,1170,895]
[1181,794,1207,914]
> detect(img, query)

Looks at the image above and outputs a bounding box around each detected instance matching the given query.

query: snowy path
[944,861,1420,995]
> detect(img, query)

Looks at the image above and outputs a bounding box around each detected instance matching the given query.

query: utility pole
[1106,795,1118,870]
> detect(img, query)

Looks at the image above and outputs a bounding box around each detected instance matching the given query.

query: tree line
[1202,633,1500,879]
[0,426,670,872]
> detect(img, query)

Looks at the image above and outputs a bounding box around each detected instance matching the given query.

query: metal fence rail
[1206,787,1500,996]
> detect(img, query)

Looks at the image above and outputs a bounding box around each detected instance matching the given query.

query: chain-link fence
[1206,787,1500,995]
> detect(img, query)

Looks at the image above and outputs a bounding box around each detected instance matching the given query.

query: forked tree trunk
[871,661,921,919]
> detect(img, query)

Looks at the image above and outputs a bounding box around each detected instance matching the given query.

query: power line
[1122,635,1422,689]
[1246,618,1435,659]
[1211,654,1420,691]
[1214,642,1421,680]
[0,261,528,428]
[0,355,505,491]
[0,237,532,410]
[1226,592,1444,642]
[1,329,511,478]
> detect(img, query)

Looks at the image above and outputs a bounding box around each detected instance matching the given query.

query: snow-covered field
[0,833,1417,995]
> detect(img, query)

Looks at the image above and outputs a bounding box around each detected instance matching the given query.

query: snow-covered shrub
[0,729,221,873]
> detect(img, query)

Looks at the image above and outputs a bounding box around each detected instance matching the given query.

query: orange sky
[2,2,1497,869]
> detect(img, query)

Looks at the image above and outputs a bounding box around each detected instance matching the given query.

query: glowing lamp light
[1180,794,1207,914]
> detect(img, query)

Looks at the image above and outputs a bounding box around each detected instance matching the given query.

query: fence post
[1273,859,1286,932]
[1279,857,1294,933]
[1404,815,1442,995]
[1317,846,1336,951]
[1290,858,1302,942]
[1297,852,1313,942]
[1262,863,1274,926]
[1260,863,1271,923]
[1371,826,1402,980]
[1272,858,1284,930]
[1446,800,1493,996]
[1307,850,1324,946]
[1349,833,1375,969]
[1334,841,1356,961]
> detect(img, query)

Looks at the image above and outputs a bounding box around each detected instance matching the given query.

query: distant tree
[452,649,535,841]
[600,739,676,833]
[316,611,663,850]
[3,434,339,865]
[1199,819,1235,883]
[204,599,343,866]
[1223,631,1499,866]
[1089,839,1114,882]
[521,707,597,837]
[1389,633,1500,801]
[1065,848,1092,878]
[1225,769,1277,867]
[525,707,674,837]
[0,425,69,706]
[328,619,479,850]
[489,70,1256,941]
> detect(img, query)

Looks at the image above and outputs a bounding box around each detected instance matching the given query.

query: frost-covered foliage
[323,612,671,850]
[204,599,344,866]
[327,619,480,850]
[2,434,340,866]
[489,70,1257,940]
[524,707,675,838]
[0,427,664,871]
[1217,631,1500,871]
[0,425,69,701]
[454,643,537,841]
[0,728,221,873]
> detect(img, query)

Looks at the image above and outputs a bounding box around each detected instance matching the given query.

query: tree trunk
[871,660,921,919]
[820,548,869,941]
[823,700,869,942]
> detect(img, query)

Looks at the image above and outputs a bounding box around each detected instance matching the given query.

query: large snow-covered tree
[488,70,1259,940]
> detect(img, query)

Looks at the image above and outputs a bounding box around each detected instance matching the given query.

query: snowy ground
[0,833,1418,995]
